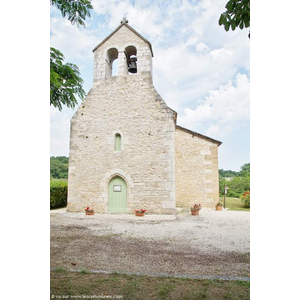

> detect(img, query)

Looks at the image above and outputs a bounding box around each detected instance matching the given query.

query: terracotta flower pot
[215,205,222,211]
[135,212,145,217]
[191,210,199,215]
[85,211,94,215]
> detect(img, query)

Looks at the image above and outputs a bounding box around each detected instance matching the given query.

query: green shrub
[50,180,68,209]
[220,176,250,198]
[240,191,250,208]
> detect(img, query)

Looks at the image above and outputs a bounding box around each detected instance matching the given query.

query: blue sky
[50,0,250,171]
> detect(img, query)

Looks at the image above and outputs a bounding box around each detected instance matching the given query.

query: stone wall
[67,26,176,214]
[175,127,220,209]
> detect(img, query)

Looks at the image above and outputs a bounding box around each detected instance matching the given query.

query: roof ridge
[92,22,154,57]
[176,125,222,146]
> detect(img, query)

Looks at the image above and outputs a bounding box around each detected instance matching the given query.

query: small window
[115,134,121,151]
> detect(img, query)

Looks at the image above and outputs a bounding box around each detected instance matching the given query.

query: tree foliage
[219,163,250,197]
[50,156,69,179]
[219,0,250,37]
[50,47,86,110]
[220,176,250,198]
[219,169,239,178]
[50,0,93,27]
[219,163,250,178]
[50,0,93,110]
[239,163,250,177]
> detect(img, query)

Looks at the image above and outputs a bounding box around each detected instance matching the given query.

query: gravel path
[51,209,250,277]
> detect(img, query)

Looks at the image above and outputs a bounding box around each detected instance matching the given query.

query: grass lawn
[50,178,68,182]
[50,270,250,300]
[220,197,250,212]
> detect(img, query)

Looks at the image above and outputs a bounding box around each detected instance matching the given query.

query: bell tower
[92,18,154,81]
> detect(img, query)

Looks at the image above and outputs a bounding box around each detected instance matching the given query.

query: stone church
[67,19,221,214]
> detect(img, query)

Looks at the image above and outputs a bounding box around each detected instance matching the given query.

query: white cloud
[152,40,243,113]
[92,0,171,42]
[178,73,250,138]
[143,0,250,115]
[196,42,210,52]
[50,15,99,62]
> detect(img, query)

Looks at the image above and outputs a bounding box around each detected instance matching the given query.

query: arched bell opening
[106,48,119,77]
[125,45,137,74]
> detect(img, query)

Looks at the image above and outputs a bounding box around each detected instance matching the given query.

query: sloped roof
[92,22,154,57]
[176,125,222,146]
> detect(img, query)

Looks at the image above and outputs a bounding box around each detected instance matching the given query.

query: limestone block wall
[175,127,220,209]
[67,73,177,214]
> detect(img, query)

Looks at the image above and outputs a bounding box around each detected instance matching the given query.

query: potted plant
[85,207,94,215]
[190,203,201,215]
[134,209,146,217]
[215,201,223,211]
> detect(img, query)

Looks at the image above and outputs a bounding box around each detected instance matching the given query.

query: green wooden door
[108,177,127,213]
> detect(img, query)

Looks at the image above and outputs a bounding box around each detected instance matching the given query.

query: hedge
[50,180,68,209]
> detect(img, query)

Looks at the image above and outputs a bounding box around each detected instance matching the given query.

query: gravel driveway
[50,209,250,277]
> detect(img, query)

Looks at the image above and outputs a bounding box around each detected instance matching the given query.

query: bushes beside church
[220,176,250,198]
[50,180,68,209]
[219,163,250,198]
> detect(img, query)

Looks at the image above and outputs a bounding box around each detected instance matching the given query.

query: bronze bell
[128,56,137,73]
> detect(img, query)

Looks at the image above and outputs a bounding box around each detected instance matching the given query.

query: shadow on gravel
[51,224,250,277]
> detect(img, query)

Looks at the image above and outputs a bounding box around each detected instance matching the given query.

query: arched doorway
[108,176,127,213]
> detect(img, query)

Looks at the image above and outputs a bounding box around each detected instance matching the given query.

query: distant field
[220,197,250,212]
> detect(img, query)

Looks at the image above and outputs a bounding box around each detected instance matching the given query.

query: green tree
[50,156,69,179]
[219,169,238,178]
[50,0,93,110]
[239,163,250,177]
[50,47,86,110]
[219,163,250,197]
[219,0,250,38]
[51,0,93,27]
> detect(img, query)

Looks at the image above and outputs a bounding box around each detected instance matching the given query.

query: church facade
[67,20,221,214]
